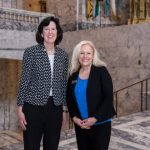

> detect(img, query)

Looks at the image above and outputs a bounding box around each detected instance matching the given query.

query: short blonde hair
[70,40,106,75]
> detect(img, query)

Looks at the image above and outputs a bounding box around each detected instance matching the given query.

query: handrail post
[145,80,148,110]
[115,92,118,117]
[141,82,143,112]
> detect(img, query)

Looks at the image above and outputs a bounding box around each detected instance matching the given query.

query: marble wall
[60,22,150,116]
[0,22,150,130]
[61,23,150,91]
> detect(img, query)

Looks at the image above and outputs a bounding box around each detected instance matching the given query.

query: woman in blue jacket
[67,41,116,150]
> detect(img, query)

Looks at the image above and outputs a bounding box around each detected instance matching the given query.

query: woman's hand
[82,117,97,128]
[73,116,84,128]
[17,106,27,130]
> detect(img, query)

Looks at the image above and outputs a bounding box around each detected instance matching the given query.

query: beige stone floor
[0,110,150,150]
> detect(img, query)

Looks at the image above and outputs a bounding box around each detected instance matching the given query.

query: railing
[0,7,53,25]
[114,77,150,117]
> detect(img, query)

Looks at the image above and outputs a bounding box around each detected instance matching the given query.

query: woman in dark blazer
[67,41,116,150]
[17,16,68,150]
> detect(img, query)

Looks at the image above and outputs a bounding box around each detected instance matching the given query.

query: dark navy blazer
[67,65,116,122]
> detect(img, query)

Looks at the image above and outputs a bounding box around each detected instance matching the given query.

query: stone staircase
[0,110,150,150]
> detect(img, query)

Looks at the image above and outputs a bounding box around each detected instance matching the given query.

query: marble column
[128,0,134,24]
[146,0,150,20]
[139,0,145,20]
[133,0,139,24]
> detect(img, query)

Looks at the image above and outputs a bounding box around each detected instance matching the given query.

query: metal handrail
[114,77,150,117]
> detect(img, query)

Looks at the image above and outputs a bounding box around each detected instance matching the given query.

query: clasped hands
[73,116,97,129]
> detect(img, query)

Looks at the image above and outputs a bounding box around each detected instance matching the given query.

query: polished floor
[0,110,150,150]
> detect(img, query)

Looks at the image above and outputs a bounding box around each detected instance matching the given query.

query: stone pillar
[133,0,139,24]
[0,60,6,130]
[128,0,133,24]
[128,0,150,24]
[139,0,145,20]
[146,0,150,20]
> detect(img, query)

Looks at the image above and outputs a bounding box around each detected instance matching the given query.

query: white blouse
[48,54,54,96]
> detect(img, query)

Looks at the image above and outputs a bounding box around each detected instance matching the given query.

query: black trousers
[75,122,111,150]
[23,97,62,150]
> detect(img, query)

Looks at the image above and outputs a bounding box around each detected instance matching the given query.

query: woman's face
[79,44,94,68]
[42,21,57,45]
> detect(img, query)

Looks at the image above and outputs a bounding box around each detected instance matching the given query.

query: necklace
[44,49,55,55]
[47,50,54,55]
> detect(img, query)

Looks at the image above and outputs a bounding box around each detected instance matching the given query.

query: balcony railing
[0,7,53,23]
[0,7,53,31]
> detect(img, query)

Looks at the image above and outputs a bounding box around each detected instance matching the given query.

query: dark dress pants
[75,122,111,150]
[23,97,62,150]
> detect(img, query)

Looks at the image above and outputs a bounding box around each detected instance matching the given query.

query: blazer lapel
[71,72,78,87]
[86,65,94,94]
[70,71,79,100]
[86,65,95,113]
[52,47,59,87]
